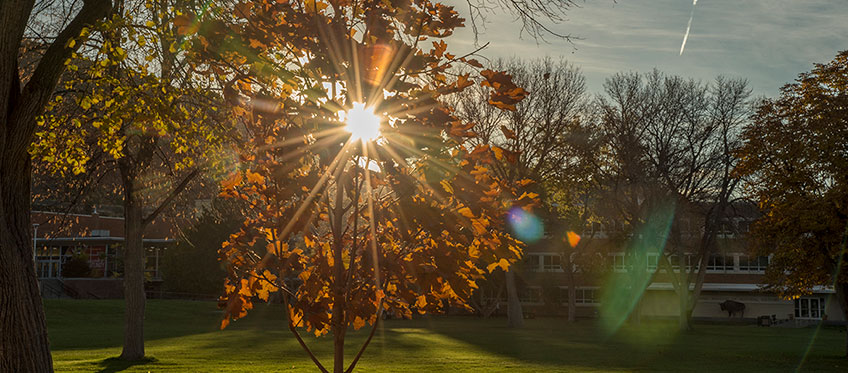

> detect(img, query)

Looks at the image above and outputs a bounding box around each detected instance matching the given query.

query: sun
[344,102,381,142]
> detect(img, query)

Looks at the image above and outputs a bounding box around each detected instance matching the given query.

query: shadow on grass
[95,357,158,373]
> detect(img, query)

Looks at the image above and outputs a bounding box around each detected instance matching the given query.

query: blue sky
[446,0,848,96]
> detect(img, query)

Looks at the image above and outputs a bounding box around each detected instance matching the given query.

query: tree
[161,199,241,296]
[594,70,750,331]
[451,57,592,324]
[187,1,532,372]
[31,0,232,360]
[737,50,848,357]
[1,0,110,371]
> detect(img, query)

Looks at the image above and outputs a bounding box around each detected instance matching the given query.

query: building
[32,210,176,298]
[500,213,843,324]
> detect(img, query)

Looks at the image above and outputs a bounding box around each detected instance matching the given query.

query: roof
[32,211,177,241]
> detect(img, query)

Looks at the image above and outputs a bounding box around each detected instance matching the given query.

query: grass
[46,299,847,372]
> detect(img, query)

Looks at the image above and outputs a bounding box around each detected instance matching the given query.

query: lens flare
[600,202,676,336]
[344,102,381,142]
[507,207,544,244]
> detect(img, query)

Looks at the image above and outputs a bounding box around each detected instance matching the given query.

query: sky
[446,0,848,96]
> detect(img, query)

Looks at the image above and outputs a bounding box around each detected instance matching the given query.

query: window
[523,254,541,272]
[795,297,826,319]
[738,255,769,272]
[738,220,750,233]
[647,253,659,271]
[575,288,599,304]
[519,287,542,304]
[559,287,569,304]
[707,254,734,271]
[609,253,625,271]
[542,255,562,271]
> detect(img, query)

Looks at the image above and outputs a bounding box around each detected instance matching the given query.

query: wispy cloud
[679,0,698,55]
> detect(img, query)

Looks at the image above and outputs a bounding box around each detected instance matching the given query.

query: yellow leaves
[304,234,316,248]
[66,38,76,48]
[415,295,427,309]
[486,258,510,273]
[220,318,230,330]
[352,316,366,330]
[457,206,474,219]
[440,179,454,194]
[80,97,92,110]
[491,146,504,161]
[145,20,155,28]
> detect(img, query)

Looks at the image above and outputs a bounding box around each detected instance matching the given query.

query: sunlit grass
[47,299,846,372]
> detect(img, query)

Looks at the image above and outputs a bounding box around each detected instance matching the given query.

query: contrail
[679,0,698,55]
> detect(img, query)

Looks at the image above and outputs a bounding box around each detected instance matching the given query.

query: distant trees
[594,70,751,330]
[737,51,848,357]
[451,57,593,325]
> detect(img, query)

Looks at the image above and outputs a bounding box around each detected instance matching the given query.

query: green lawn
[46,299,846,372]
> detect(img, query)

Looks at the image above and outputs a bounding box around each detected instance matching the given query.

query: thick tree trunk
[0,156,53,372]
[1,0,110,370]
[120,174,146,360]
[505,267,524,328]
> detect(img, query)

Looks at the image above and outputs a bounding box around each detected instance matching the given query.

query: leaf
[457,207,473,218]
[245,170,265,184]
[353,316,366,330]
[486,258,510,273]
[415,295,427,309]
[500,125,517,140]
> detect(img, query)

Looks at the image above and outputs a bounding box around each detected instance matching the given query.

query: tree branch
[142,168,199,226]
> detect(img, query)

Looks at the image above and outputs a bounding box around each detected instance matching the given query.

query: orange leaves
[245,169,265,184]
[566,231,581,248]
[500,125,517,140]
[486,258,510,273]
[480,69,529,111]
[457,206,474,218]
[173,14,198,36]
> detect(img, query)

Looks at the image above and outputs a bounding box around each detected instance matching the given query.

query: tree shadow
[95,357,158,373]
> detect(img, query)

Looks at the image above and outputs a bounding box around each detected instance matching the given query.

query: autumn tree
[180,1,533,372]
[1,0,110,371]
[594,70,750,330]
[32,0,232,360]
[736,50,848,357]
[450,57,593,324]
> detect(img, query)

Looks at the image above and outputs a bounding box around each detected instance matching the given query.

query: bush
[62,253,91,278]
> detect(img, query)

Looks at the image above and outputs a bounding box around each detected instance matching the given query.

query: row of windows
[795,297,827,319]
[525,253,769,273]
[485,287,600,305]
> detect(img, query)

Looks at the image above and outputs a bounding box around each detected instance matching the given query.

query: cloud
[445,0,848,95]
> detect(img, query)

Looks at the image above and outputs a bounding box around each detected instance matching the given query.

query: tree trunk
[505,267,524,328]
[0,155,53,372]
[836,283,848,358]
[0,0,110,370]
[678,256,691,331]
[566,257,576,322]
[119,172,146,360]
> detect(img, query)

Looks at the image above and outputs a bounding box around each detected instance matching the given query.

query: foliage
[179,1,533,371]
[161,200,241,296]
[737,51,848,299]
[62,252,93,278]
